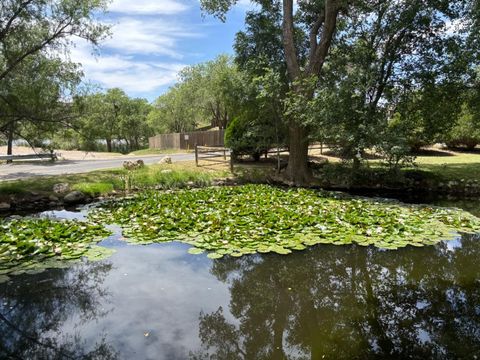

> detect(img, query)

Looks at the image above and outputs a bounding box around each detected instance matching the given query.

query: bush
[445,107,480,150]
[225,116,283,161]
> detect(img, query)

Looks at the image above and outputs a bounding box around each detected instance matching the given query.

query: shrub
[445,106,480,150]
[225,115,281,161]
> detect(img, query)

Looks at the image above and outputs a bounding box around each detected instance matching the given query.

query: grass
[0,161,229,202]
[72,182,115,196]
[1,148,478,202]
[413,151,480,181]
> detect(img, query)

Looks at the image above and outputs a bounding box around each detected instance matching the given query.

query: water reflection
[193,233,480,359]
[0,243,232,360]
[0,204,479,359]
[0,261,116,359]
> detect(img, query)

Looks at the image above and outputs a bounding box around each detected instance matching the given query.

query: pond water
[1,195,480,359]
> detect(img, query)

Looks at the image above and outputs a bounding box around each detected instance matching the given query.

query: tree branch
[309,0,340,76]
[282,0,301,80]
[0,18,74,81]
[0,0,35,42]
[309,11,325,64]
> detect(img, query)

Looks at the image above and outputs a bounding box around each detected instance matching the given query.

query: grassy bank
[0,162,229,203]
[230,148,480,194]
[311,149,480,194]
[1,148,479,206]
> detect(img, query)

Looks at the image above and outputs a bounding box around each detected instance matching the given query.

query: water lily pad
[89,185,480,258]
[0,218,112,278]
[188,248,205,255]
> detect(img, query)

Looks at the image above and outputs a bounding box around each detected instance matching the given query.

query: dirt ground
[0,146,126,160]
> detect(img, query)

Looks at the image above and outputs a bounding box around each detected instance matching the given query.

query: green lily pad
[88,185,480,258]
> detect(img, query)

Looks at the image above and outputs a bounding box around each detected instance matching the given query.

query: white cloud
[70,42,186,93]
[103,17,200,58]
[108,0,189,15]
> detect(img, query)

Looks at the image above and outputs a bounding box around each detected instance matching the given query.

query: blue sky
[71,0,254,102]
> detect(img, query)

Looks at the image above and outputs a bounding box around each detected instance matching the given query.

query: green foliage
[225,116,268,161]
[89,185,480,257]
[225,66,287,161]
[148,55,240,134]
[71,88,153,152]
[446,104,480,149]
[129,165,217,189]
[0,0,110,149]
[72,182,114,196]
[0,218,113,277]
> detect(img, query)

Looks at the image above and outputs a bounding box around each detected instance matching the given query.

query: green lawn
[413,152,480,181]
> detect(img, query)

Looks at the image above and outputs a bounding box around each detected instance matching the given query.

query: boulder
[158,156,172,164]
[0,202,11,210]
[53,183,70,194]
[63,191,86,204]
[123,159,145,171]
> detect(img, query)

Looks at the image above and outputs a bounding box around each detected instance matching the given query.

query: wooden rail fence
[195,145,233,171]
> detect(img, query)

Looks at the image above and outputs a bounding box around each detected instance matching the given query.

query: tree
[148,84,203,134]
[0,52,82,157]
[118,98,153,151]
[148,55,241,134]
[73,89,153,152]
[0,0,110,155]
[202,0,346,184]
[446,103,480,150]
[0,0,109,82]
[202,0,480,183]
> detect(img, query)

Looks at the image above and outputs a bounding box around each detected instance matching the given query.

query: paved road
[0,153,195,181]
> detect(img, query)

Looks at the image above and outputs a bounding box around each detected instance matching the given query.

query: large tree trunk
[281,0,340,185]
[286,124,311,184]
[106,138,112,152]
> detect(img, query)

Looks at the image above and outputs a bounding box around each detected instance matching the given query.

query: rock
[49,195,59,202]
[158,156,172,164]
[63,191,86,204]
[53,183,70,194]
[123,159,145,171]
[0,202,11,210]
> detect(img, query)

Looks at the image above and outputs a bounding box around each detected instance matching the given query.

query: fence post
[195,144,199,166]
[223,148,226,160]
[229,150,234,172]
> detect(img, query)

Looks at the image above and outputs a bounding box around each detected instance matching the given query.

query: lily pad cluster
[89,185,480,258]
[0,218,113,277]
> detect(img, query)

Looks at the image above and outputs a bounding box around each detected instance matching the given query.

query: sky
[71,0,254,102]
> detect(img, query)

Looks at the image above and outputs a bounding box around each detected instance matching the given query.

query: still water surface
[1,196,480,359]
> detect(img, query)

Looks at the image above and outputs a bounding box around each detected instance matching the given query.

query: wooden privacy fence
[149,129,225,150]
[195,145,233,171]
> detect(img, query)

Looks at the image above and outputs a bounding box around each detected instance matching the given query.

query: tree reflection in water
[0,261,118,359]
[193,233,480,360]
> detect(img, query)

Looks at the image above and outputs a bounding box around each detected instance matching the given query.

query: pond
[1,194,480,359]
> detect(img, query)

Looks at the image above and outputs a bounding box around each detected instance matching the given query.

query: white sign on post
[184,135,189,141]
